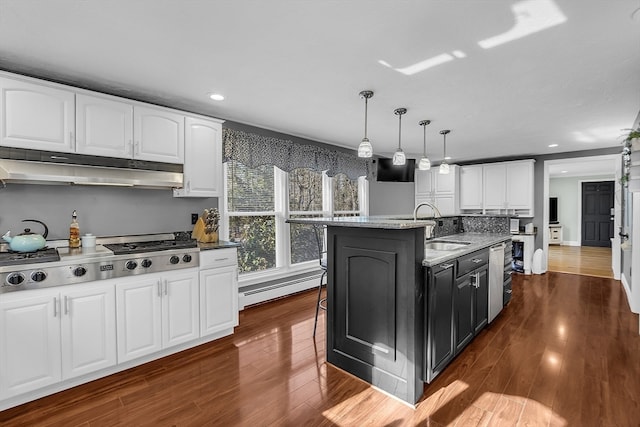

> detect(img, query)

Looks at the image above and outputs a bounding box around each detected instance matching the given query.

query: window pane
[227,161,274,212]
[229,216,276,273]
[289,168,323,212]
[290,216,322,265]
[333,174,359,212]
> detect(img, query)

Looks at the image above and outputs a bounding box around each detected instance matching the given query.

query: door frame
[543,154,620,279]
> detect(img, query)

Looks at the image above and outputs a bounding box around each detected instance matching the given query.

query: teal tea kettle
[2,219,49,252]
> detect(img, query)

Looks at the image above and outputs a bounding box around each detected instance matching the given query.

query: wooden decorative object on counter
[192,208,219,243]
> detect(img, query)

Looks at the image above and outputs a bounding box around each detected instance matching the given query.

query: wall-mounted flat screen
[376,158,415,182]
[549,197,559,224]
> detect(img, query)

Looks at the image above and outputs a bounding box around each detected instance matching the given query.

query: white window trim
[223,163,368,286]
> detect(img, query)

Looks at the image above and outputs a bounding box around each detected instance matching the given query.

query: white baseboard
[239,272,323,309]
[561,241,580,246]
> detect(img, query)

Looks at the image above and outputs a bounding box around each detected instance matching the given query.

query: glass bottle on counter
[69,210,80,248]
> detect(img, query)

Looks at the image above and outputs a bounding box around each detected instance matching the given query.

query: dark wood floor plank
[1,271,639,426]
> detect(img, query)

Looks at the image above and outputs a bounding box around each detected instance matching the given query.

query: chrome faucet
[413,202,442,221]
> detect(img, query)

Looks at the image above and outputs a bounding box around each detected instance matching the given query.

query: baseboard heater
[239,270,323,309]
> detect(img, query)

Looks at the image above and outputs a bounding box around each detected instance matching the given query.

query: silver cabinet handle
[471,258,483,264]
[215,258,229,262]
[70,131,74,149]
[441,263,454,269]
[164,280,168,296]
[53,297,58,317]
[505,289,512,294]
[135,141,140,156]
[157,280,162,297]
[64,296,69,315]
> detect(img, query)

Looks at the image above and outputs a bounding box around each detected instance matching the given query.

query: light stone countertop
[286,216,436,229]
[421,232,512,267]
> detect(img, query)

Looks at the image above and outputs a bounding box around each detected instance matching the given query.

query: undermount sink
[424,241,470,251]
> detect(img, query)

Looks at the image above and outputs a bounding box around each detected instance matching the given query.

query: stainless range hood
[0,149,183,189]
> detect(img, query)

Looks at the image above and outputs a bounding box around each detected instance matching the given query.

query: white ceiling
[0,0,638,164]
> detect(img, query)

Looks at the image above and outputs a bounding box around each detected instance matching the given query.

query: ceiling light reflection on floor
[478,0,567,49]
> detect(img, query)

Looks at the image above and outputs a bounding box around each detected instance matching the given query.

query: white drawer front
[199,248,237,269]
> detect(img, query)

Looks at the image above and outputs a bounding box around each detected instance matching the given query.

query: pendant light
[418,120,432,170]
[357,90,374,158]
[439,129,451,174]
[392,108,407,165]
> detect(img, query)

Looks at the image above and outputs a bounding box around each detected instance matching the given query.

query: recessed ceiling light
[209,93,225,101]
[444,156,452,160]
[548,144,558,148]
[561,170,568,174]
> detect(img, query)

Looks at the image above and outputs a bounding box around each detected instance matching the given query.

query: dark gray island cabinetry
[286,216,511,405]
[328,225,427,405]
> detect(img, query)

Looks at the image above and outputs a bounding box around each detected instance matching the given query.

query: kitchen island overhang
[287,216,511,405]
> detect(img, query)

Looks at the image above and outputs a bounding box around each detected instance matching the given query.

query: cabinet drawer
[199,248,237,269]
[456,250,489,277]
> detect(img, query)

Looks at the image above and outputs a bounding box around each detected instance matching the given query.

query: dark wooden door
[582,181,614,247]
[473,267,489,334]
[426,263,455,382]
[454,274,474,354]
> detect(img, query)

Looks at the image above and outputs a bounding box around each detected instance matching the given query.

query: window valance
[223,128,370,180]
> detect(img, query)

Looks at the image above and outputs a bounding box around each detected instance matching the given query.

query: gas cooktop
[0,236,200,294]
[103,239,198,255]
[0,248,60,267]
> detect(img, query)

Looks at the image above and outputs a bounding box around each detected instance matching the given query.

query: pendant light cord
[363,97,368,140]
[398,113,402,149]
[423,124,427,156]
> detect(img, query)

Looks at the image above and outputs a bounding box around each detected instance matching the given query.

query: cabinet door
[473,268,489,334]
[200,265,238,336]
[427,264,455,381]
[482,164,507,210]
[454,275,474,354]
[434,195,457,216]
[116,277,162,363]
[414,169,434,198]
[162,270,199,348]
[0,290,62,399]
[60,283,116,380]
[174,117,222,197]
[506,160,534,210]
[433,165,457,195]
[459,165,483,210]
[133,105,184,164]
[76,94,133,158]
[0,77,74,152]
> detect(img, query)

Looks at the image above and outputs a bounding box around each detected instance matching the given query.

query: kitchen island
[287,216,511,405]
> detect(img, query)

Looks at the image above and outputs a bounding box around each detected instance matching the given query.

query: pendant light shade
[357,90,374,158]
[418,119,431,170]
[392,108,407,166]
[439,129,451,174]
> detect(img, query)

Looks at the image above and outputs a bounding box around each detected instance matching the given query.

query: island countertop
[286,215,436,229]
[421,232,511,267]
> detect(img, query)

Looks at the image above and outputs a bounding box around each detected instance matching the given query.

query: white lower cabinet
[116,269,199,363]
[0,283,116,399]
[199,248,239,337]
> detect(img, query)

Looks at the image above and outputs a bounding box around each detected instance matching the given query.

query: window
[223,162,368,277]
[226,161,276,273]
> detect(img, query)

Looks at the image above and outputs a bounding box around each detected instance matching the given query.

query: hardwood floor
[1,272,639,426]
[547,245,613,278]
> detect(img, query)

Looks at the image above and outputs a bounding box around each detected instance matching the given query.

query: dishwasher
[488,242,506,323]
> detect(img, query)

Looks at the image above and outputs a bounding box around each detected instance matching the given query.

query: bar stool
[312,224,327,337]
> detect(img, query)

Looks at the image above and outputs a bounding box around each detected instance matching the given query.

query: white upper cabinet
[134,105,184,164]
[0,76,75,152]
[461,159,534,216]
[0,72,192,166]
[415,166,459,216]
[482,164,508,210]
[459,165,483,210]
[76,94,133,158]
[173,117,223,198]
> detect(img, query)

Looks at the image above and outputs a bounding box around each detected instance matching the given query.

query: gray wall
[549,175,613,244]
[0,184,217,240]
